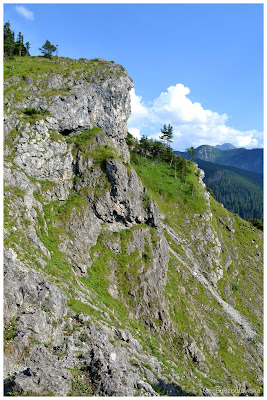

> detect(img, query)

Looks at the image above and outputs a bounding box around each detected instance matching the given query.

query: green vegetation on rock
[3,56,263,397]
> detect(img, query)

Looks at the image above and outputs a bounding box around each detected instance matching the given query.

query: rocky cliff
[4,56,263,396]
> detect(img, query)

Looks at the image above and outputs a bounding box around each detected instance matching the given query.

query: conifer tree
[4,21,30,58]
[4,21,15,58]
[151,140,165,163]
[25,42,30,56]
[15,32,24,56]
[140,135,151,158]
[39,40,57,58]
[160,124,174,148]
[186,146,196,161]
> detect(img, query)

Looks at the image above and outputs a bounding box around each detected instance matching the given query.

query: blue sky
[4,3,263,151]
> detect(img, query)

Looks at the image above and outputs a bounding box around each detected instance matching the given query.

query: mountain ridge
[174,145,263,173]
[215,143,237,151]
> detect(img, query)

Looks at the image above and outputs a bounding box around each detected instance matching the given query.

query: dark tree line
[4,21,30,58]
[4,21,58,59]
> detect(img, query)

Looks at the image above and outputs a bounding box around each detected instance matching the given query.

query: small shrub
[41,304,53,317]
[249,218,263,231]
[4,317,18,341]
[70,370,95,396]
[231,283,239,292]
[130,152,140,165]
[142,192,151,210]
[79,332,89,342]
[206,187,215,197]
[24,107,39,115]
[53,346,66,355]
[23,108,50,121]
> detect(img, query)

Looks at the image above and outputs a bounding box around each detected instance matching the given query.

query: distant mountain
[174,145,263,173]
[196,145,222,162]
[215,143,236,151]
[197,159,263,221]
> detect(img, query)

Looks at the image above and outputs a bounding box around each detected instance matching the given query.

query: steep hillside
[4,57,263,396]
[196,160,263,221]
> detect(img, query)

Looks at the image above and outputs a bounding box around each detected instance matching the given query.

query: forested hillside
[197,160,263,221]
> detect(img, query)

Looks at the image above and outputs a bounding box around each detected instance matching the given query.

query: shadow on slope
[153,378,196,396]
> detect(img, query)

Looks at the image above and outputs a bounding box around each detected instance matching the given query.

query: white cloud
[128,127,141,140]
[128,83,263,151]
[128,89,154,124]
[16,6,34,21]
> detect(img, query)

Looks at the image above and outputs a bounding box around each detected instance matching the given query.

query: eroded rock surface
[4,57,263,397]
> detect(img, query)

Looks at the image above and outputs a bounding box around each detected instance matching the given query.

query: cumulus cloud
[128,127,141,140]
[16,6,34,21]
[128,83,263,151]
[130,89,148,119]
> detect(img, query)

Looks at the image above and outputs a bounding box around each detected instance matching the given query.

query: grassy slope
[132,155,263,393]
[133,156,263,332]
[4,55,126,80]
[4,131,263,395]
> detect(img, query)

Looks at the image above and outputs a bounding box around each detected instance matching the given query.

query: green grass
[69,369,95,396]
[67,127,118,170]
[66,299,107,320]
[156,172,263,394]
[66,126,103,151]
[210,196,263,334]
[132,156,206,217]
[4,56,127,106]
[165,250,262,391]
[4,317,18,341]
[44,192,86,220]
[79,226,156,317]
[4,56,126,82]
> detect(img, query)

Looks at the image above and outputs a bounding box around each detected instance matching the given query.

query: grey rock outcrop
[4,57,263,397]
[182,332,208,371]
[45,67,133,143]
[4,58,168,396]
[4,248,162,396]
[13,345,73,396]
[93,158,159,227]
[14,120,73,181]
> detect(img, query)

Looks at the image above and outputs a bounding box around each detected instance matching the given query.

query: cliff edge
[4,56,263,396]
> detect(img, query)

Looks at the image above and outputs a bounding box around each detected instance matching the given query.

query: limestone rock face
[4,249,67,327]
[4,57,263,397]
[126,228,172,332]
[93,158,159,226]
[14,120,73,181]
[182,332,208,372]
[4,248,160,396]
[5,59,133,170]
[12,345,73,396]
[4,58,168,396]
[45,66,133,141]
